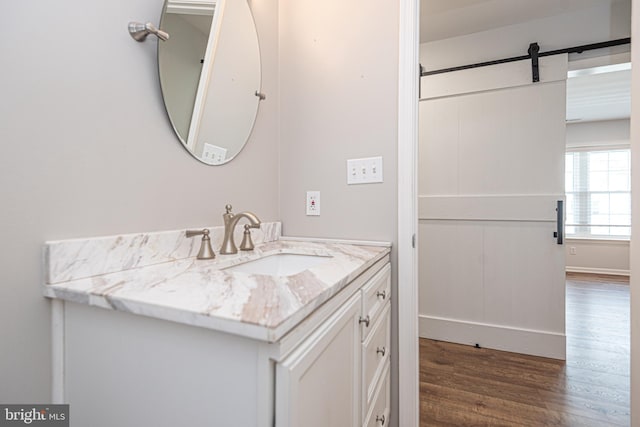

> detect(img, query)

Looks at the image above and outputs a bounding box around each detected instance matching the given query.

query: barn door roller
[528,43,540,83]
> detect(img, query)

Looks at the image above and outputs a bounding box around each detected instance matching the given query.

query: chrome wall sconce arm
[128,21,170,42]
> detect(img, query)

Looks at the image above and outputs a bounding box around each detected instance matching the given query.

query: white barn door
[418,55,568,359]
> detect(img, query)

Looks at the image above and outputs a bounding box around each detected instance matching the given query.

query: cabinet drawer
[363,361,390,427]
[361,263,391,341]
[362,302,390,414]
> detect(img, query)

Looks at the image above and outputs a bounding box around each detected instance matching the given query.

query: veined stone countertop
[43,225,390,342]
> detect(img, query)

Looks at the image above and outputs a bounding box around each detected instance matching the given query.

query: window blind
[565,148,631,238]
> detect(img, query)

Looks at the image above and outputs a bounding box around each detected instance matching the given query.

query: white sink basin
[224,253,332,276]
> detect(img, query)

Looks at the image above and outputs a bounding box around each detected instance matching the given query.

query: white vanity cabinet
[360,264,391,426]
[276,263,391,427]
[45,233,391,427]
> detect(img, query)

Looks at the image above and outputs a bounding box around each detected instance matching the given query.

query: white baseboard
[419,315,566,360]
[565,266,630,276]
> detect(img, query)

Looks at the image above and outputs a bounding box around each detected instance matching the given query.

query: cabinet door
[276,293,361,427]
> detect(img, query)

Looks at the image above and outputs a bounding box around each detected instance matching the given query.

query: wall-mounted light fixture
[128,22,170,42]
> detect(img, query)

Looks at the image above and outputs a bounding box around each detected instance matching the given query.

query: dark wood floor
[420,273,630,426]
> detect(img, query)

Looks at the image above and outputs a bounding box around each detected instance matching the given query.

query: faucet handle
[239,224,255,251]
[185,229,216,260]
[225,204,233,214]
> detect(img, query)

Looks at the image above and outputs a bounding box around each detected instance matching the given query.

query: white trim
[51,299,65,403]
[397,0,420,426]
[280,236,391,247]
[256,344,274,427]
[566,266,630,276]
[166,1,216,16]
[419,315,566,360]
[186,0,226,149]
[566,237,630,245]
[630,1,639,423]
[419,194,563,222]
[566,144,631,152]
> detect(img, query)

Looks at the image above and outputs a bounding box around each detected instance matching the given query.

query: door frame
[397,0,420,426]
[630,0,639,423]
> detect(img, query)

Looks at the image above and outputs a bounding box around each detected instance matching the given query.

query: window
[565,148,631,239]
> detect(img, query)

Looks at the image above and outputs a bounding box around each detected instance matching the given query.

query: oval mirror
[158,0,261,165]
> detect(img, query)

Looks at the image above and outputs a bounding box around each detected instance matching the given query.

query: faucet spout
[220,204,261,254]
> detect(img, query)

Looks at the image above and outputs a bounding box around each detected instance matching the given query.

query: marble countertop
[43,235,390,342]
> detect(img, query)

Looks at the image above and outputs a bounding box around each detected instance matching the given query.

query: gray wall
[0,0,279,401]
[277,0,399,424]
[278,0,399,245]
[1,0,401,419]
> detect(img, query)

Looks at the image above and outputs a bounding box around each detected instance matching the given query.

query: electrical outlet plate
[347,156,383,184]
[306,191,320,216]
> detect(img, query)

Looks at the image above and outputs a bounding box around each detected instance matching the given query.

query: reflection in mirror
[158,0,261,165]
[159,2,213,142]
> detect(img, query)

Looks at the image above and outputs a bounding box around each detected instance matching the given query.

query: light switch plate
[347,156,383,184]
[202,143,227,165]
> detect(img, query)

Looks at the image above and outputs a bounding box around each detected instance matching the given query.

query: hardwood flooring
[420,273,630,426]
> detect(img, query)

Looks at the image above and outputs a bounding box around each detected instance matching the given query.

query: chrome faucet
[220,204,261,254]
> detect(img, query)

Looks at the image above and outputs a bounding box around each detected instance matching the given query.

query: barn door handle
[554,200,564,245]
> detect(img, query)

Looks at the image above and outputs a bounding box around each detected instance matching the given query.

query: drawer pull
[376,414,385,425]
[359,315,370,327]
[376,346,386,357]
[376,290,386,300]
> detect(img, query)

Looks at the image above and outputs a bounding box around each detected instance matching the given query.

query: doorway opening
[419,0,630,425]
